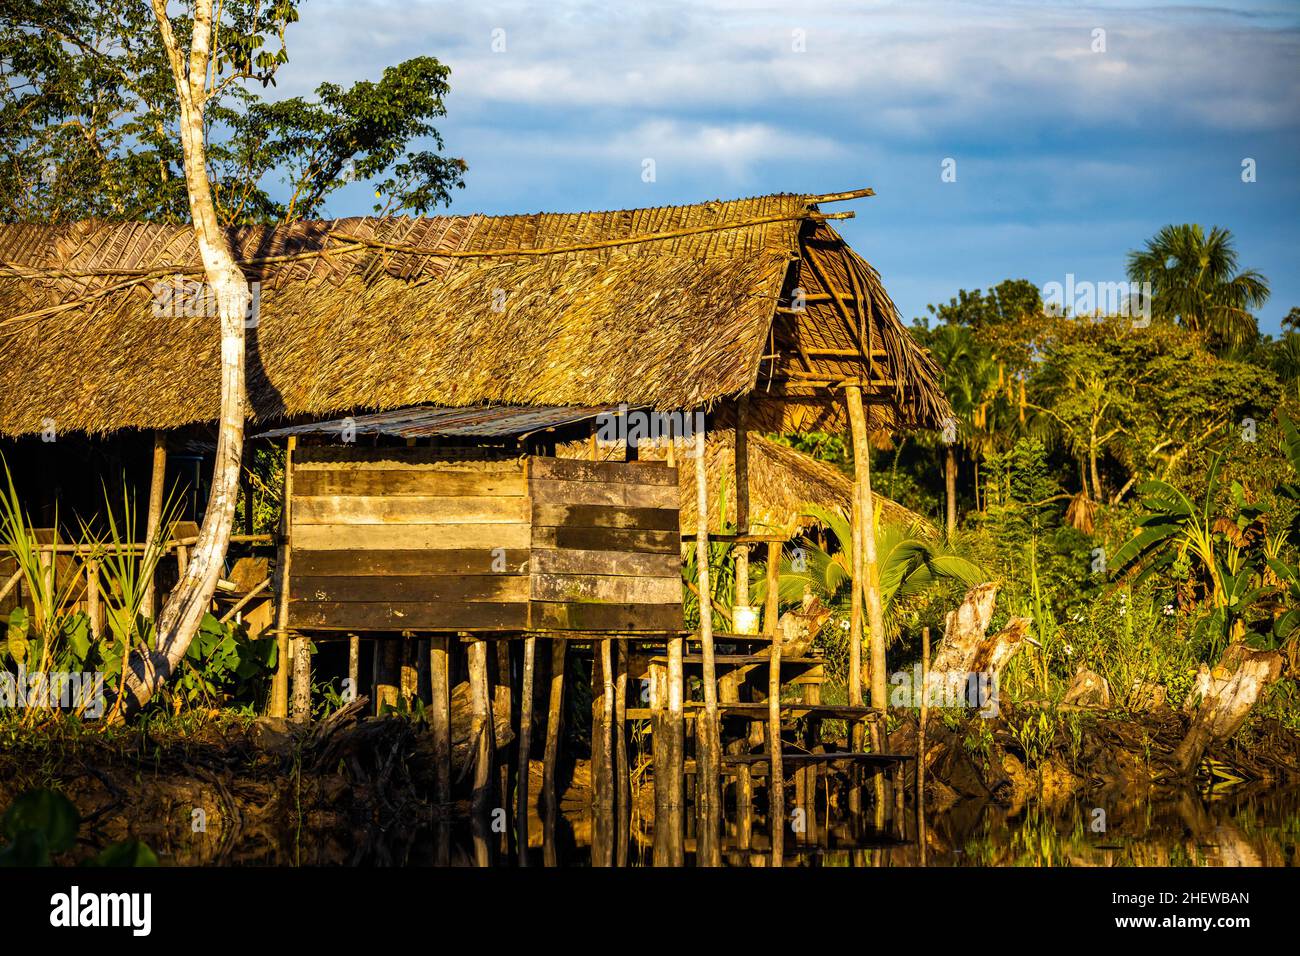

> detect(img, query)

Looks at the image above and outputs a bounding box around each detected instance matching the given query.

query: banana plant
[767,504,986,641]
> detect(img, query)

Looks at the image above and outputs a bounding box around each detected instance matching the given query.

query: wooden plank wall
[288,448,531,632]
[527,457,683,632]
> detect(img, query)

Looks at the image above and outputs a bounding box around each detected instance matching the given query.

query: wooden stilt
[495,639,513,853]
[650,656,670,865]
[373,639,400,713]
[665,634,685,866]
[597,637,616,866]
[517,636,536,866]
[291,633,311,722]
[142,430,167,620]
[917,625,930,866]
[768,624,784,867]
[468,637,494,818]
[693,422,721,866]
[542,639,567,822]
[86,558,101,641]
[270,436,296,718]
[430,635,452,810]
[614,638,630,866]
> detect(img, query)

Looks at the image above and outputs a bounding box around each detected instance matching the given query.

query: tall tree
[1127,224,1270,349]
[0,1,465,224]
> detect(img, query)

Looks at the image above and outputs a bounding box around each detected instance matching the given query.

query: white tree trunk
[122,0,249,713]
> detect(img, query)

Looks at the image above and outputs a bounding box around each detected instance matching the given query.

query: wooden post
[400,638,419,706]
[269,436,295,718]
[372,639,400,713]
[592,637,615,867]
[141,430,167,620]
[517,636,536,866]
[734,395,750,608]
[468,637,494,819]
[348,635,360,702]
[768,620,784,868]
[665,634,685,866]
[917,625,930,866]
[765,539,784,865]
[693,422,721,866]
[430,635,453,810]
[291,634,311,722]
[86,558,102,641]
[542,639,567,822]
[614,638,630,866]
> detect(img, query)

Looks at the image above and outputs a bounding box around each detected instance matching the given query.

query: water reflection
[424,785,1299,867]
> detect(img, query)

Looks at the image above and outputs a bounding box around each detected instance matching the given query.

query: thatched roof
[633,431,928,538]
[0,190,947,438]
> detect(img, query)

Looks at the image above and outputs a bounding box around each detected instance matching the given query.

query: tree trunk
[944,444,957,537]
[124,0,249,713]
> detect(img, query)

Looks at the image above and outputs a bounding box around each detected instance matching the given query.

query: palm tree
[1127,224,1269,349]
[769,506,986,643]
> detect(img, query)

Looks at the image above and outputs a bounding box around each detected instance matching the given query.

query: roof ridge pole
[806,187,876,205]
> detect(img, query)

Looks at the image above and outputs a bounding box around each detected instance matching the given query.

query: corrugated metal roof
[255,404,641,441]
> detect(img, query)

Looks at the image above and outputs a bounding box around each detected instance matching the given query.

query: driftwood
[1173,644,1284,773]
[925,584,1031,713]
[1062,666,1111,708]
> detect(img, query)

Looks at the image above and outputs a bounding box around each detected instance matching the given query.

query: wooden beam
[142,430,167,619]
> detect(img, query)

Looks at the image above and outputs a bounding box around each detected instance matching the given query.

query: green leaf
[6,606,29,664]
[0,829,50,867]
[2,789,79,853]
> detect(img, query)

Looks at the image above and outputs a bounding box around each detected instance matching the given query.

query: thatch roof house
[0,189,947,439]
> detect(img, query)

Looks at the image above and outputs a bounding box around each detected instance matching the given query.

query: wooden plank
[531,548,680,578]
[289,601,529,631]
[293,522,530,551]
[528,478,678,509]
[295,446,522,469]
[533,526,678,554]
[295,469,527,498]
[528,457,676,486]
[295,546,527,574]
[292,548,529,577]
[532,503,679,532]
[531,573,681,604]
[294,495,530,525]
[529,601,683,632]
[291,574,529,604]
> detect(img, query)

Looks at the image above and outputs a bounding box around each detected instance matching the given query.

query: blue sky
[273,0,1300,332]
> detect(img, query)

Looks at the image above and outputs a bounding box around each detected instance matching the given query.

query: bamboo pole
[517,636,536,866]
[917,625,930,866]
[142,431,167,619]
[468,637,494,818]
[542,639,567,822]
[269,436,295,718]
[693,422,721,866]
